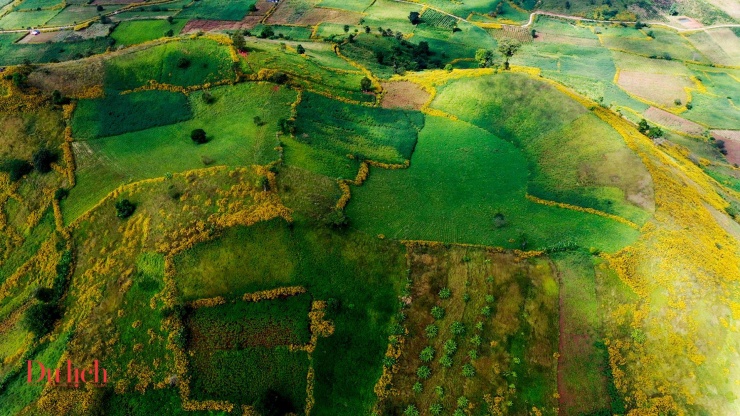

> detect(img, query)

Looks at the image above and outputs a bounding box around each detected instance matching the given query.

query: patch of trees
[24,250,73,338]
[115,199,136,219]
[0,148,59,182]
[408,11,421,25]
[637,118,663,139]
[368,36,441,73]
[191,128,208,144]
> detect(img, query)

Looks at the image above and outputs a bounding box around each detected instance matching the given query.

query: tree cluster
[0,148,59,182]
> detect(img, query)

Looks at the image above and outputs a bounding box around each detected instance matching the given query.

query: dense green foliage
[72,90,192,140]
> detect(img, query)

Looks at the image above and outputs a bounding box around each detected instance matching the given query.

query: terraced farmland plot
[288,92,424,177]
[103,38,235,90]
[348,116,640,252]
[176,0,257,20]
[63,82,296,222]
[420,8,457,30]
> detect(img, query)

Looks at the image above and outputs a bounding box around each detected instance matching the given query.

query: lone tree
[32,148,59,174]
[360,76,372,91]
[191,128,207,144]
[115,199,136,219]
[475,49,494,68]
[231,30,246,52]
[23,303,61,338]
[408,11,421,25]
[296,44,305,54]
[497,38,521,70]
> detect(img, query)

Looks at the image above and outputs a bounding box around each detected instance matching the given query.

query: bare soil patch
[17,31,59,44]
[380,81,429,110]
[712,130,740,166]
[617,70,693,107]
[644,106,706,136]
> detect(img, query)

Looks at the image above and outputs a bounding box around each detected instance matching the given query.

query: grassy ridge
[431,73,653,223]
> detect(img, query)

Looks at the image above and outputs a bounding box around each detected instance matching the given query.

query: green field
[431,73,652,223]
[0,35,110,65]
[185,295,313,410]
[176,0,256,20]
[347,116,640,252]
[63,82,296,223]
[292,92,423,172]
[15,0,64,11]
[0,10,60,29]
[111,19,188,46]
[45,5,111,26]
[241,37,373,103]
[104,38,235,91]
[174,219,407,415]
[316,0,373,12]
[71,90,193,140]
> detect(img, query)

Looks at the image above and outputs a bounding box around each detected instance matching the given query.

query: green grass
[173,218,407,415]
[15,0,64,11]
[430,73,652,223]
[104,38,235,91]
[102,388,228,416]
[0,331,70,416]
[71,90,193,140]
[599,26,708,63]
[293,92,423,169]
[111,19,188,46]
[347,116,639,252]
[0,35,110,65]
[361,0,421,34]
[184,295,313,409]
[240,37,372,103]
[185,294,312,346]
[0,9,60,29]
[552,251,611,415]
[316,0,373,12]
[682,93,740,130]
[62,82,296,223]
[45,5,111,26]
[190,346,310,410]
[176,0,256,21]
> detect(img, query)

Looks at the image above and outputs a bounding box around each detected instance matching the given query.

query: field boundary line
[525,194,641,229]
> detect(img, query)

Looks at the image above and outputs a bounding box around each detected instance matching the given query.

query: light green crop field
[45,5,113,26]
[15,0,64,11]
[0,10,60,28]
[362,0,422,34]
[347,116,640,252]
[104,38,235,91]
[110,19,188,46]
[598,26,708,63]
[62,82,296,223]
[176,0,256,20]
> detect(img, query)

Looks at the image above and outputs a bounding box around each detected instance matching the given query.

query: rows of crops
[421,8,457,30]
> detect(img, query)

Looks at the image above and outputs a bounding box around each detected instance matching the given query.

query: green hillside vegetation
[348,116,640,252]
[71,90,193,140]
[104,38,235,91]
[111,19,188,46]
[63,82,296,222]
[431,73,653,223]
